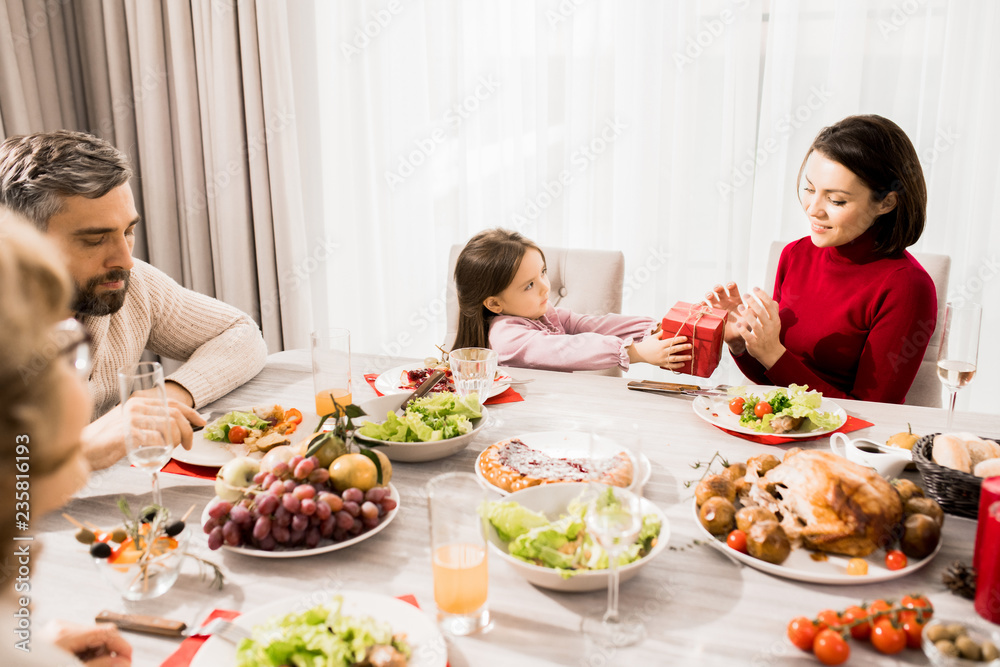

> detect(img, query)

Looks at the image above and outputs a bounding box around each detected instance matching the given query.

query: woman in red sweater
[708,115,936,404]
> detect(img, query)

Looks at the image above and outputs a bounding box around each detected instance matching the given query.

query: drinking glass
[936,302,981,427]
[118,362,173,506]
[427,472,492,635]
[448,348,498,406]
[584,427,646,646]
[311,328,352,417]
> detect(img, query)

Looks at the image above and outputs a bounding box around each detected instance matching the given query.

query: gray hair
[0,130,132,230]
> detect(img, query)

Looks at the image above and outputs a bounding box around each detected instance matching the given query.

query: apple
[215,457,260,502]
[259,445,296,474]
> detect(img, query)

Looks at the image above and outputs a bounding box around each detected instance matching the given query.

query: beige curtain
[0,0,311,351]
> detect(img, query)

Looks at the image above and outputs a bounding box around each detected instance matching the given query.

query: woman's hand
[47,621,132,666]
[706,282,746,354]
[736,287,786,368]
[628,335,692,369]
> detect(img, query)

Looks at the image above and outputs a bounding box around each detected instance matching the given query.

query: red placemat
[363,373,523,405]
[712,414,874,445]
[158,459,219,481]
[159,596,445,667]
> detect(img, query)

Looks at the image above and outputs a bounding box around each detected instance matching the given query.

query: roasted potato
[746,520,791,565]
[698,497,736,536]
[891,478,924,504]
[721,462,747,484]
[900,513,941,559]
[735,506,777,534]
[695,474,736,507]
[746,453,781,477]
[905,497,945,527]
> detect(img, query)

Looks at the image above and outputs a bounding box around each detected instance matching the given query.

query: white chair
[763,240,950,407]
[445,244,626,377]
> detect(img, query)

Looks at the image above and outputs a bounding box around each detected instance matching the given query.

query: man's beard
[73,269,131,316]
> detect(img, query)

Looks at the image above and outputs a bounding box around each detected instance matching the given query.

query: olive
[925,623,950,643]
[89,542,112,558]
[982,640,999,661]
[74,528,96,545]
[935,640,959,657]
[110,528,128,544]
[165,520,185,537]
[142,508,160,523]
[695,475,736,507]
[900,513,941,559]
[956,635,981,661]
[698,497,736,536]
[945,623,968,640]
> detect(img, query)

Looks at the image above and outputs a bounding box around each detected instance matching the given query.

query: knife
[398,369,447,414]
[626,382,727,398]
[95,610,187,637]
[627,380,702,392]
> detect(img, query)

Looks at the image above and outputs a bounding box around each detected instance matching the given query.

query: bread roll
[974,457,1000,479]
[933,434,972,473]
[966,438,1000,467]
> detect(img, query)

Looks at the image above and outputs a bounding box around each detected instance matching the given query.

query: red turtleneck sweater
[734,229,937,404]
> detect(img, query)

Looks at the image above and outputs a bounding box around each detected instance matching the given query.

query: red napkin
[159,596,445,667]
[363,373,523,405]
[158,459,219,481]
[711,414,874,445]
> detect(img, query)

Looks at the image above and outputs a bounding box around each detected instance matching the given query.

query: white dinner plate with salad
[354,394,489,462]
[172,406,317,468]
[200,485,400,558]
[373,363,512,399]
[691,385,847,439]
[474,431,652,496]
[692,499,941,585]
[190,590,447,667]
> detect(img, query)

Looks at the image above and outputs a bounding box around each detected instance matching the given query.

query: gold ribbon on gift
[668,302,714,375]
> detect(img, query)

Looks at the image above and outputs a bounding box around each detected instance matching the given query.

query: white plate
[200,484,400,558]
[693,499,942,584]
[691,386,847,439]
[354,394,489,463]
[172,406,318,468]
[474,431,652,496]
[485,483,669,592]
[374,363,511,399]
[190,590,447,667]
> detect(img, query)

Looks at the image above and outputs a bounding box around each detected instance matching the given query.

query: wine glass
[936,302,982,428]
[118,362,174,506]
[584,426,646,647]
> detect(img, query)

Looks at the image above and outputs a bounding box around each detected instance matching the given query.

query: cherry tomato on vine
[871,618,906,654]
[900,593,933,622]
[901,616,926,649]
[841,605,871,641]
[228,425,248,444]
[754,401,773,418]
[726,529,748,554]
[787,616,819,651]
[813,629,850,665]
[729,397,746,415]
[816,609,842,632]
[885,550,908,571]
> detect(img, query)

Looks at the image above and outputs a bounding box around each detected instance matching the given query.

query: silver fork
[191,617,249,644]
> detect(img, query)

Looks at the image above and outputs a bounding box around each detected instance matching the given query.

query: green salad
[235,597,410,667]
[482,488,662,579]
[357,392,482,442]
[728,384,842,433]
[204,410,270,442]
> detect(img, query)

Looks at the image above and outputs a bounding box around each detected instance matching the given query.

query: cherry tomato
[787,616,819,651]
[900,593,933,622]
[754,401,773,418]
[284,408,303,425]
[813,629,850,665]
[871,618,906,655]
[816,609,842,632]
[885,550,908,571]
[841,605,871,641]
[901,616,925,649]
[228,425,248,444]
[729,397,746,415]
[726,529,748,554]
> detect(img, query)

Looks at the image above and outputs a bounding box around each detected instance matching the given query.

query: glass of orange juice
[427,472,492,635]
[310,328,352,417]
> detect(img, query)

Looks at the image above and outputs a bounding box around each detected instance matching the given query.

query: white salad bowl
[484,482,669,593]
[354,393,489,463]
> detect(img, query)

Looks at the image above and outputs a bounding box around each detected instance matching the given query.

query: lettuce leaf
[204,411,270,442]
[357,392,480,442]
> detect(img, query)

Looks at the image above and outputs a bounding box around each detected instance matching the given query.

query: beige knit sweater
[82,260,268,418]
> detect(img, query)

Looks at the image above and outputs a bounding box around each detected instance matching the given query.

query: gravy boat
[829,433,911,479]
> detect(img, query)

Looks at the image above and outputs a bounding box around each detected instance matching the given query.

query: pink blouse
[487,306,654,372]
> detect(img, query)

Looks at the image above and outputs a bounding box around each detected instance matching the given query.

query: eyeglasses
[52,318,93,380]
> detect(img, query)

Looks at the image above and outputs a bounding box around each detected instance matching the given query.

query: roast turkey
[745,449,903,557]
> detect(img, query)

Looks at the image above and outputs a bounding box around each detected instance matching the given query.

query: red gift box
[661,302,727,377]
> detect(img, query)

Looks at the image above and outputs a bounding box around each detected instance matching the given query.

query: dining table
[33,349,1000,666]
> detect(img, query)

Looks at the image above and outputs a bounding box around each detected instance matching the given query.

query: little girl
[453,228,691,372]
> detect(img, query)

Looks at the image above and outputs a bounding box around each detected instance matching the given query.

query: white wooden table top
[33,350,1000,666]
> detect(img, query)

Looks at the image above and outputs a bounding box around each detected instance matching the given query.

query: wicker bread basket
[911,433,999,520]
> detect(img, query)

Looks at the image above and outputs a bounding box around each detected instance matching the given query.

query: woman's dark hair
[798,115,926,256]
[452,228,545,350]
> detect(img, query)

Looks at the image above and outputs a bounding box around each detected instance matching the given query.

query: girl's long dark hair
[452,228,544,350]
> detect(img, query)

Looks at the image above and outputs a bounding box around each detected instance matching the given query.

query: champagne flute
[118,362,174,506]
[584,426,646,647]
[936,302,982,428]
